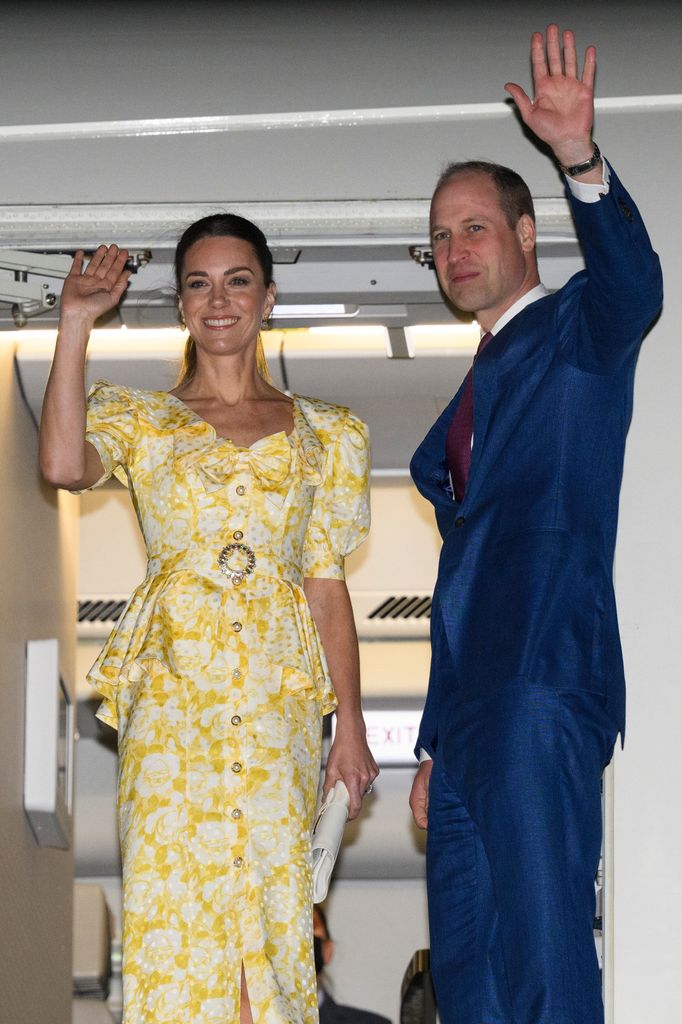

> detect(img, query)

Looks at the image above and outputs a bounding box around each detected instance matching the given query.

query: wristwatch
[559,142,601,178]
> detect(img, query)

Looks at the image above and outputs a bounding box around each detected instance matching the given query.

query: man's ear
[516,213,536,253]
[323,938,335,966]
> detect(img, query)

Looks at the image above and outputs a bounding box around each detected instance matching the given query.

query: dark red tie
[445,331,493,502]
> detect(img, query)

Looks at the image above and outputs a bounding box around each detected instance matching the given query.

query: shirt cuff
[418,748,433,763]
[565,156,611,203]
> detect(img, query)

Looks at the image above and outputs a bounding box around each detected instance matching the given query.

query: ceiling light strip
[0,95,678,144]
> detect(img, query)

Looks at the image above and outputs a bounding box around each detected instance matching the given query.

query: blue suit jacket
[411,167,662,761]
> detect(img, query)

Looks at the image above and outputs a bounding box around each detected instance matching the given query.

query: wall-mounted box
[24,639,74,848]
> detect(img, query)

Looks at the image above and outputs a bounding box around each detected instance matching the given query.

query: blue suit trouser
[426,683,618,1024]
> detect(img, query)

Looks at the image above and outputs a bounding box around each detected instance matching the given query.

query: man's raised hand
[504,25,598,173]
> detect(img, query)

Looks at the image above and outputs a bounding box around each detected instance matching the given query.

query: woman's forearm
[304,576,378,818]
[304,577,363,720]
[39,310,96,487]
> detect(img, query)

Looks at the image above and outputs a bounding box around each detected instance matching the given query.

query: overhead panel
[7,195,582,469]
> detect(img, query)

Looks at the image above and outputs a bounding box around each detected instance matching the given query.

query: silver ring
[364,783,374,795]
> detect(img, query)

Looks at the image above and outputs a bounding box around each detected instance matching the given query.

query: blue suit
[410,168,662,1024]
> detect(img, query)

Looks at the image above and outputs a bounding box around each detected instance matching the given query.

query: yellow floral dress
[83,381,370,1024]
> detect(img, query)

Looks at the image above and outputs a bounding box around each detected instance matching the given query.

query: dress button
[455,516,466,528]
[233,530,244,541]
[232,668,242,679]
[231,761,242,773]
[231,715,242,726]
[236,485,246,495]
[233,856,244,868]
[232,621,242,632]
[231,808,242,820]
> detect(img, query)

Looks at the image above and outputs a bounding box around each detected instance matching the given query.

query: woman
[40,215,378,1024]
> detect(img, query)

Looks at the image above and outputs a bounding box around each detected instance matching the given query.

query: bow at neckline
[174,429,293,492]
[169,396,326,492]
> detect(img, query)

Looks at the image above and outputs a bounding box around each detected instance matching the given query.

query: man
[408,24,662,1024]
[313,907,391,1024]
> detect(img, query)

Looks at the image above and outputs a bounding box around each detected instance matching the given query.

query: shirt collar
[488,283,549,336]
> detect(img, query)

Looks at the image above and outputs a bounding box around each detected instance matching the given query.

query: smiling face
[179,235,276,361]
[430,172,538,331]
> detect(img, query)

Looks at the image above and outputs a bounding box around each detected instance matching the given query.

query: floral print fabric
[83,382,370,1023]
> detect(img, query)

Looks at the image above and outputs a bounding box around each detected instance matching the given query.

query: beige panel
[0,342,77,1024]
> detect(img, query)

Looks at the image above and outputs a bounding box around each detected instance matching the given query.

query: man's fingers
[545,23,563,76]
[529,30,548,85]
[409,784,428,829]
[562,29,578,78]
[504,83,533,120]
[411,804,427,830]
[581,44,597,89]
[409,771,429,830]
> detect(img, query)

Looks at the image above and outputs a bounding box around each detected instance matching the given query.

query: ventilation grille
[368,595,432,621]
[352,592,432,639]
[78,597,128,638]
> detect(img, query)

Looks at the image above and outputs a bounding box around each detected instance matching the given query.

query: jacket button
[233,530,243,541]
[231,715,242,726]
[618,197,633,222]
[231,808,242,819]
[455,516,466,528]
[232,621,242,632]
[233,856,244,868]
[231,761,242,773]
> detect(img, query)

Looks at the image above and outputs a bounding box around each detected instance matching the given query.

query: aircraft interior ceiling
[7,200,583,473]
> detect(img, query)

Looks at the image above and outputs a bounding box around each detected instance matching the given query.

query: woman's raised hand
[59,244,131,327]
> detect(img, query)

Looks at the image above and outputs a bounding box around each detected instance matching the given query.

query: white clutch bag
[311,781,350,903]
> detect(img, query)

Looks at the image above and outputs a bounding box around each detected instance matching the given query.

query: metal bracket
[409,245,434,269]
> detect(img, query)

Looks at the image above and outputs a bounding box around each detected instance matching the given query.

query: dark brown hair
[433,160,535,229]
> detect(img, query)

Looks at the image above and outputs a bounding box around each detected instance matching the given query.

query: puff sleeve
[83,380,139,488]
[302,411,370,580]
